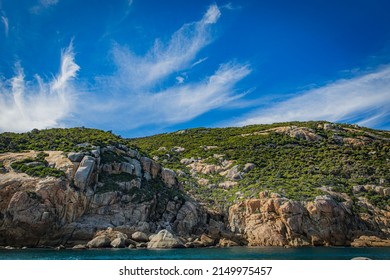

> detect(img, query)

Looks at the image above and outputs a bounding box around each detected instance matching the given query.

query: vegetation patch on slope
[10,152,65,178]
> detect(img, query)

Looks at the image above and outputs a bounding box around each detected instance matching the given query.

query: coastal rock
[228,191,376,247]
[72,244,87,249]
[174,201,199,235]
[147,230,184,249]
[351,236,390,247]
[131,231,149,243]
[87,228,128,248]
[87,236,111,248]
[218,238,239,247]
[199,234,215,246]
[74,156,95,191]
[111,237,126,248]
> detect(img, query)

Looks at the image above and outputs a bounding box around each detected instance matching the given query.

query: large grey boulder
[131,231,149,242]
[67,152,85,162]
[111,237,126,248]
[161,168,177,188]
[74,156,95,191]
[147,230,184,249]
[128,159,142,177]
[87,235,111,248]
[120,162,134,174]
[175,201,198,235]
[127,149,140,160]
[140,157,152,173]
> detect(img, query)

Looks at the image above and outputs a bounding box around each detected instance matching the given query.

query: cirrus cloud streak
[232,65,390,129]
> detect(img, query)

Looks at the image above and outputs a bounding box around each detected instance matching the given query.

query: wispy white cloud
[30,0,59,14]
[127,0,133,7]
[0,43,79,132]
[84,63,250,130]
[83,5,250,131]
[191,57,208,68]
[176,76,185,84]
[111,5,221,90]
[221,3,242,11]
[1,15,8,36]
[1,5,250,134]
[232,66,390,128]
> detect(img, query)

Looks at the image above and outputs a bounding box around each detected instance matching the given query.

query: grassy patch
[11,152,65,178]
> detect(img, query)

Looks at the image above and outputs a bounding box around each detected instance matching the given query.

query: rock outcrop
[87,228,128,248]
[74,156,96,191]
[351,236,390,247]
[229,191,390,247]
[147,230,184,248]
[0,146,211,247]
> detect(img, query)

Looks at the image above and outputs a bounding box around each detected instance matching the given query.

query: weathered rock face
[351,236,390,247]
[161,168,177,188]
[229,191,390,247]
[0,146,207,247]
[272,126,323,142]
[74,156,96,191]
[87,227,128,248]
[147,230,184,248]
[131,231,149,242]
[174,201,199,235]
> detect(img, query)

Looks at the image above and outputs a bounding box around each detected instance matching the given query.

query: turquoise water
[1,247,389,260]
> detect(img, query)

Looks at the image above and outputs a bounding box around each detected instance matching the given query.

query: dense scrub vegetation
[129,121,390,208]
[0,127,126,153]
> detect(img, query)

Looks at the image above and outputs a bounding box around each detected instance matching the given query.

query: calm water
[0,247,390,260]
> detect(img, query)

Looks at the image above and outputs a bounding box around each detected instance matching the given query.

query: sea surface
[1,247,390,260]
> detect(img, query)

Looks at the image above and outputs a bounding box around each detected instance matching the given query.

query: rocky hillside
[0,122,390,248]
[129,122,390,209]
[0,140,223,247]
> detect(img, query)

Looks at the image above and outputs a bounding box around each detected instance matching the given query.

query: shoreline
[2,244,390,250]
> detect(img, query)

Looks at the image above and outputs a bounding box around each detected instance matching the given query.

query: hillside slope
[129,121,390,209]
[0,122,389,248]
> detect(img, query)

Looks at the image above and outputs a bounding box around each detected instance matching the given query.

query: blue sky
[1,0,390,137]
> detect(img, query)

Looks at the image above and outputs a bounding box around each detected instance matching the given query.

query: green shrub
[11,154,65,178]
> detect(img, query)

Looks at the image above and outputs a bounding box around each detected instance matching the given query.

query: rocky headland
[0,122,389,249]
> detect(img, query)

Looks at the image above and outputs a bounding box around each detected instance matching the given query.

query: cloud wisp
[1,15,8,36]
[85,5,250,131]
[0,43,79,132]
[30,0,59,14]
[232,65,390,128]
[111,4,221,90]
